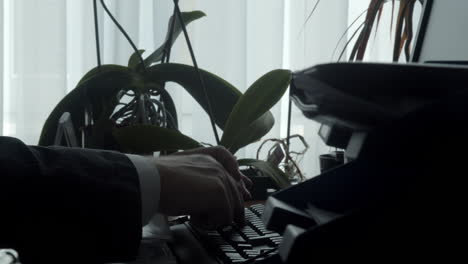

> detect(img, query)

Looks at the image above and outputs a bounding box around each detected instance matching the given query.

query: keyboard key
[251,204,264,216]
[248,233,279,246]
[236,243,252,249]
[222,226,234,232]
[220,245,236,251]
[239,226,259,238]
[229,234,246,243]
[191,204,282,264]
[225,252,243,258]
[244,249,261,257]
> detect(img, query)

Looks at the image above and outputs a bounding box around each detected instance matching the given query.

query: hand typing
[155,146,252,229]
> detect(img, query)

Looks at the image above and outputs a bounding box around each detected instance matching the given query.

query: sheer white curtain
[1,0,356,177]
[1,0,168,144]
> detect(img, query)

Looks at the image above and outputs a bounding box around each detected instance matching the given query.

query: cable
[173,0,220,144]
[99,0,146,70]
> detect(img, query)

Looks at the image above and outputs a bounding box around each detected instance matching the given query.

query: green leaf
[85,118,121,151]
[38,70,134,146]
[228,112,275,155]
[143,11,206,66]
[220,69,291,153]
[113,125,201,153]
[238,159,291,189]
[144,63,242,130]
[128,49,146,68]
[77,64,130,87]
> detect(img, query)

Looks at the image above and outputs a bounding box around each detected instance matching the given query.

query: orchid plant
[39,1,293,189]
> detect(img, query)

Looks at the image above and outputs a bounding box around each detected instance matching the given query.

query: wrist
[154,158,169,214]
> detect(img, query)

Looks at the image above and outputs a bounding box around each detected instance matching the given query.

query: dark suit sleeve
[0,136,142,263]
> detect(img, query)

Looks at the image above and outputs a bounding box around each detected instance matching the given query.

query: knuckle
[204,157,227,173]
[214,145,228,153]
[214,145,231,157]
[200,153,217,163]
[193,154,218,166]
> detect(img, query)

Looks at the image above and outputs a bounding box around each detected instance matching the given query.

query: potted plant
[303,0,424,62]
[347,0,423,62]
[39,0,293,192]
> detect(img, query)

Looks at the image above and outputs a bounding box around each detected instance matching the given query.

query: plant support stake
[173,0,220,144]
[100,0,146,70]
[93,0,101,68]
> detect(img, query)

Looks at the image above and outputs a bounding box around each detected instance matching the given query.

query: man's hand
[155,146,252,229]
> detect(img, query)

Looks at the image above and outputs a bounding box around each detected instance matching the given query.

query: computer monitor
[411,0,468,63]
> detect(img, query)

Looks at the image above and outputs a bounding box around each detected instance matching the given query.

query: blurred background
[0,0,422,177]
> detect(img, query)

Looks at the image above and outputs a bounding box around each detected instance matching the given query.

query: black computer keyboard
[188,204,282,264]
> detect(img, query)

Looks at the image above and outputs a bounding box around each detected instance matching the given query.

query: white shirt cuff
[125,154,160,225]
